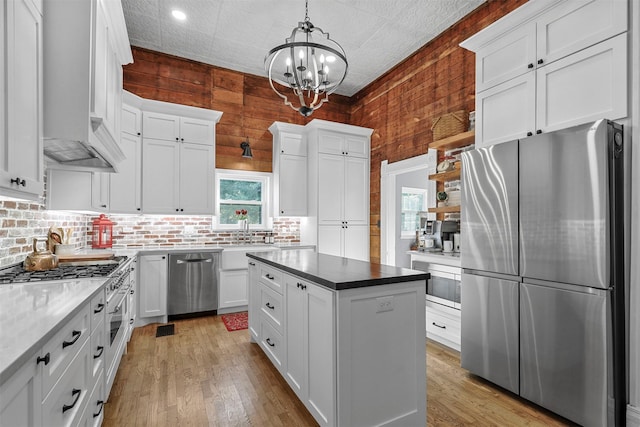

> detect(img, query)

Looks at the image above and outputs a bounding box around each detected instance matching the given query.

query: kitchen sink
[221,245,279,270]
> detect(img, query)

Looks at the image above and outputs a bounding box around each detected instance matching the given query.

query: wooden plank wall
[122,0,526,263]
[123,47,351,173]
[349,0,528,263]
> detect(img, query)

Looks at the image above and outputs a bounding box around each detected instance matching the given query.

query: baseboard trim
[628,404,640,427]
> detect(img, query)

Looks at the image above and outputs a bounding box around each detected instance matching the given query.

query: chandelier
[264,0,348,117]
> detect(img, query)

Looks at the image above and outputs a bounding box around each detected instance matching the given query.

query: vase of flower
[235,209,248,229]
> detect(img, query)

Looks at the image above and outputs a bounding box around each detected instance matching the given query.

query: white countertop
[407,250,462,268]
[0,278,105,383]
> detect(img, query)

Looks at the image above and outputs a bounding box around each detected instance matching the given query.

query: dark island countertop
[247,251,428,291]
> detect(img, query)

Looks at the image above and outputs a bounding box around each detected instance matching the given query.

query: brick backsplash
[0,196,300,267]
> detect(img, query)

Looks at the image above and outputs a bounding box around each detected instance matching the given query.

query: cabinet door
[248,260,260,340]
[179,142,214,214]
[0,355,42,427]
[317,131,344,155]
[317,154,344,225]
[179,117,214,145]
[343,225,369,262]
[306,283,335,426]
[278,154,307,216]
[91,172,109,212]
[121,104,141,137]
[142,112,180,142]
[142,138,180,214]
[536,0,627,66]
[138,254,168,318]
[317,225,343,258]
[91,0,108,124]
[280,133,306,156]
[219,270,249,309]
[476,72,536,148]
[475,22,535,92]
[109,133,142,213]
[344,135,369,158]
[285,275,307,397]
[536,33,627,134]
[0,0,44,200]
[46,169,93,211]
[343,156,368,225]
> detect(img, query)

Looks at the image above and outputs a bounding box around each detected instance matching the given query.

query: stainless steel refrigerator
[460,120,626,426]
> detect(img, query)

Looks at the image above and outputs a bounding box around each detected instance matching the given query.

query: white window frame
[400,187,428,238]
[215,169,271,230]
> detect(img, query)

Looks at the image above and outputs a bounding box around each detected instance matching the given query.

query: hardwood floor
[104,316,574,427]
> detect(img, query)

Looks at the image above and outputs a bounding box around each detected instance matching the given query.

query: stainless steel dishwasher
[168,252,219,318]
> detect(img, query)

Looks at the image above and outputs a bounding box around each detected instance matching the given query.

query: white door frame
[380,151,436,266]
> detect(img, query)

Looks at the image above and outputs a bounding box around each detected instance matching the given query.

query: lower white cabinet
[247,260,260,340]
[0,356,42,426]
[426,300,461,351]
[219,270,248,309]
[138,254,168,318]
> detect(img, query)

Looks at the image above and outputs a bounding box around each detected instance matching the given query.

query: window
[401,187,427,237]
[216,170,270,229]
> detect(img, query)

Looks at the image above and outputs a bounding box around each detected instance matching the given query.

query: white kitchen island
[247,250,428,427]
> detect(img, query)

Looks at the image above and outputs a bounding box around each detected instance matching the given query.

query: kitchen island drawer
[259,284,283,333]
[259,265,283,294]
[42,339,90,427]
[259,319,284,372]
[426,301,461,350]
[42,304,90,397]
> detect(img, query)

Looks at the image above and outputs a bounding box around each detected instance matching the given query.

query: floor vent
[156,324,175,337]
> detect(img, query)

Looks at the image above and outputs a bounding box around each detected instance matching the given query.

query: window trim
[400,186,428,238]
[215,169,271,230]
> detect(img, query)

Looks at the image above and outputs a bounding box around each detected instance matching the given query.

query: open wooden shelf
[428,169,460,182]
[430,130,475,151]
[428,205,461,214]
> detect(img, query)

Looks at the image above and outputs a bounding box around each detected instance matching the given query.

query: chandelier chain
[304,0,310,22]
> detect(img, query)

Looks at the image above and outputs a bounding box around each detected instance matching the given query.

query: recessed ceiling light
[172,9,186,21]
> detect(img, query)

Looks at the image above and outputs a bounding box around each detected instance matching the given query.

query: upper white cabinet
[302,120,373,261]
[109,131,142,213]
[143,112,214,145]
[0,0,44,201]
[42,0,133,171]
[462,0,628,148]
[269,122,307,217]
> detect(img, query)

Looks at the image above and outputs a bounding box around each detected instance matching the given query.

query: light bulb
[320,54,325,64]
[299,50,304,60]
[286,57,292,66]
[326,55,336,63]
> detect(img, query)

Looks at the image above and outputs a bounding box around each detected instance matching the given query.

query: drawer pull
[94,303,105,314]
[266,338,275,347]
[36,352,50,366]
[265,274,274,280]
[62,330,81,349]
[265,302,275,310]
[249,262,256,266]
[93,400,105,418]
[432,322,446,329]
[93,346,104,359]
[62,388,82,413]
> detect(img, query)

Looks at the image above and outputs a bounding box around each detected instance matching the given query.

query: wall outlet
[376,296,394,313]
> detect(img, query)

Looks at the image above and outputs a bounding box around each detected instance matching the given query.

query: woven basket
[431,110,467,141]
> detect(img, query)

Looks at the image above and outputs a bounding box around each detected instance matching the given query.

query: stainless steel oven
[105,259,132,394]
[412,261,461,309]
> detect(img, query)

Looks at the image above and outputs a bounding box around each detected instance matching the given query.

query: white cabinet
[219,270,249,309]
[463,0,629,148]
[142,112,214,145]
[303,120,373,262]
[0,355,42,427]
[247,260,260,340]
[284,275,335,426]
[269,122,307,217]
[138,254,168,318]
[0,0,44,201]
[127,257,137,341]
[142,138,214,214]
[109,132,142,213]
[121,101,142,137]
[43,0,132,171]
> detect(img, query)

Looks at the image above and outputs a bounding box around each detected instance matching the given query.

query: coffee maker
[418,215,459,251]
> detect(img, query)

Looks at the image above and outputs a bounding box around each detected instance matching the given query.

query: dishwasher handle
[176,258,213,264]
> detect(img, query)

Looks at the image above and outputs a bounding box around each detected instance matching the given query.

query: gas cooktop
[0,256,128,284]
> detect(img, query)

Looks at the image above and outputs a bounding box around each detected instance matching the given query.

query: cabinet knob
[137,132,141,136]
[137,208,141,211]
[36,352,50,365]
[527,131,533,137]
[10,177,26,187]
[537,59,544,65]
[101,204,107,208]
[181,138,184,141]
[176,209,179,212]
[527,63,534,69]
[162,256,166,259]
[536,129,542,134]
[176,137,179,141]
[180,209,184,212]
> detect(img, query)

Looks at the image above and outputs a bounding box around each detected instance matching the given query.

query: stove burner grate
[0,257,127,284]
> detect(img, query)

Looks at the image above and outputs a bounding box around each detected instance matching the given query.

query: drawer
[259,264,283,294]
[42,339,91,426]
[89,321,106,389]
[259,319,284,371]
[259,284,283,333]
[90,289,106,333]
[80,368,105,427]
[426,305,461,347]
[42,304,91,398]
